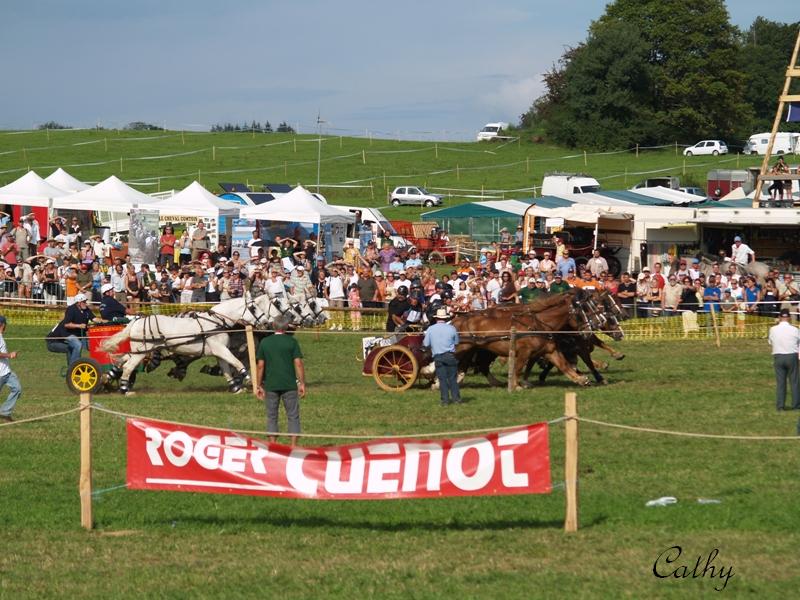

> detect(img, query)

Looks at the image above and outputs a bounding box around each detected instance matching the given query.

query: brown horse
[451,291,596,389]
[527,289,625,385]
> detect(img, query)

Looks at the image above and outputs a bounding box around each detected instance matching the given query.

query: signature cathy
[653,546,734,591]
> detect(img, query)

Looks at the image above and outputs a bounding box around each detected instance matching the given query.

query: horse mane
[525,291,573,312]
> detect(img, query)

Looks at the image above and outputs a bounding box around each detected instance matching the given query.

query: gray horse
[697,255,769,285]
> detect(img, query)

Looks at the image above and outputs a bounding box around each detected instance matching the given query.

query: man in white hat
[45,292,97,365]
[422,307,462,406]
[99,282,129,321]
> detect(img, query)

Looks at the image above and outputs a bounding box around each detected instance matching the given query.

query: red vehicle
[362,333,431,392]
[390,220,454,263]
[66,323,132,394]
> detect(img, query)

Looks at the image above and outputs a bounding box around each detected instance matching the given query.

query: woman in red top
[159,225,177,269]
[0,234,18,268]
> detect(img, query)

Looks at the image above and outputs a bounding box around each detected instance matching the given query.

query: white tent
[45,168,91,193]
[239,185,354,224]
[629,186,708,205]
[0,170,70,207]
[150,181,241,218]
[51,175,158,212]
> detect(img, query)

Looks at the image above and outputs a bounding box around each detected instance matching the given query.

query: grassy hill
[0,129,766,218]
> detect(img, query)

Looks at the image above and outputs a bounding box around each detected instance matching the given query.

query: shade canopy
[0,170,70,207]
[51,175,158,212]
[150,181,241,218]
[239,185,354,224]
[422,199,535,220]
[45,168,91,193]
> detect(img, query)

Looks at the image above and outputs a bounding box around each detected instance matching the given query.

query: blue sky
[0,1,796,139]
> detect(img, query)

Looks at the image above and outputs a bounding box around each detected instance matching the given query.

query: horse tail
[99,321,135,353]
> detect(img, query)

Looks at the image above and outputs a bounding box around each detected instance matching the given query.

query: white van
[476,122,509,141]
[743,132,799,155]
[541,174,601,195]
[332,205,408,249]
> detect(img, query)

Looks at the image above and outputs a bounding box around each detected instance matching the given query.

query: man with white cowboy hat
[99,282,129,322]
[45,292,97,365]
[422,306,462,406]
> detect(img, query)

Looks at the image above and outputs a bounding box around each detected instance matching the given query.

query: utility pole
[316,112,326,194]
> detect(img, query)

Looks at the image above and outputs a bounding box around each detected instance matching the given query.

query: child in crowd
[347,283,362,330]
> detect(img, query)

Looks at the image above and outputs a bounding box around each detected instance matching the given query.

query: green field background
[1,325,798,598]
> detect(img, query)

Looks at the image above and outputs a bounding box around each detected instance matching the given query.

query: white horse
[698,256,769,285]
[100,293,272,395]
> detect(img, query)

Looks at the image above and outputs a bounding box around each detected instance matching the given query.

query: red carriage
[66,323,131,395]
[361,332,432,392]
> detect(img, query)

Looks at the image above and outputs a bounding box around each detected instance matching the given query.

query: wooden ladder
[752,30,800,207]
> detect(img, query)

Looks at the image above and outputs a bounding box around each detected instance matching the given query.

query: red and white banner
[126,418,551,499]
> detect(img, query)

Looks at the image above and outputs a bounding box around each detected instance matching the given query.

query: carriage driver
[99,282,130,322]
[45,292,98,365]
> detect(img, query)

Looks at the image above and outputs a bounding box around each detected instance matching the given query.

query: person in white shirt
[485,271,502,304]
[521,252,540,273]
[768,308,800,411]
[0,315,21,422]
[265,269,287,299]
[247,230,262,260]
[730,236,755,265]
[325,268,346,308]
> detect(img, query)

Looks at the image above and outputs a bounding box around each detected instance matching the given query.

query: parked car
[679,186,707,198]
[476,122,509,142]
[389,186,443,207]
[683,140,728,156]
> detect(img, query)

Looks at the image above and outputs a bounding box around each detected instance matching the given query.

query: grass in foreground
[1,326,799,598]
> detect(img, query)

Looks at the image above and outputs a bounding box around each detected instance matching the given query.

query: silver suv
[389,186,443,207]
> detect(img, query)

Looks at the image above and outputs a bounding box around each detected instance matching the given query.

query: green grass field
[0,129,765,220]
[1,325,799,598]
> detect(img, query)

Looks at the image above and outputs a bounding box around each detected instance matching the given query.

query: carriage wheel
[66,358,104,395]
[427,250,445,265]
[372,345,419,392]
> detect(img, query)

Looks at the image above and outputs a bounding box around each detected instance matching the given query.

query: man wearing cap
[768,308,800,412]
[423,307,461,406]
[550,273,570,294]
[0,315,21,422]
[520,278,543,304]
[404,248,422,270]
[99,283,128,321]
[288,264,312,302]
[46,293,97,365]
[730,236,755,266]
[386,285,410,332]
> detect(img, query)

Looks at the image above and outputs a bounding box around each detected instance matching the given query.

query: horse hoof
[613,353,625,361]
[123,390,137,397]
[230,386,243,394]
[579,378,591,386]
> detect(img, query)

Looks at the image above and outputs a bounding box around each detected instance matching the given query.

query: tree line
[520,0,800,150]
[210,121,296,133]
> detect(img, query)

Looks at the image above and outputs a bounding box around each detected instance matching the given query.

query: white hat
[100,283,114,295]
[296,264,305,270]
[434,307,452,321]
[74,292,88,302]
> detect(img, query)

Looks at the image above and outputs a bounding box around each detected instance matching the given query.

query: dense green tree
[523,0,758,148]
[738,17,800,134]
[595,0,752,143]
[539,22,659,149]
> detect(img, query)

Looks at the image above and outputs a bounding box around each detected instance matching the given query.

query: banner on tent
[126,418,551,499]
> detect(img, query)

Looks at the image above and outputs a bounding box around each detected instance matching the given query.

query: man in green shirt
[549,273,570,294]
[256,314,306,445]
[519,278,544,304]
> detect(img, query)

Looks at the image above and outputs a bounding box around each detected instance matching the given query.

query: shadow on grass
[144,512,608,532]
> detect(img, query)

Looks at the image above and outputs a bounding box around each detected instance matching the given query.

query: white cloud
[479,77,544,122]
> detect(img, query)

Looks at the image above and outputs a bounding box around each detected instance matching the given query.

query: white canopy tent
[0,170,70,208]
[630,186,709,205]
[45,168,91,193]
[239,185,354,224]
[150,181,241,218]
[51,175,159,212]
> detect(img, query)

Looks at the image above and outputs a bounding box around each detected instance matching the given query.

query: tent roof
[44,168,91,193]
[623,187,708,205]
[51,175,159,212]
[422,199,535,220]
[0,171,70,207]
[150,181,241,218]
[238,185,354,224]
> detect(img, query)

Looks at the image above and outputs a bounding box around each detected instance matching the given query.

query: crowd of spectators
[1,214,797,327]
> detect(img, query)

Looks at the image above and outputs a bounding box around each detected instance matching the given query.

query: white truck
[476,122,510,142]
[742,132,799,155]
[541,174,601,195]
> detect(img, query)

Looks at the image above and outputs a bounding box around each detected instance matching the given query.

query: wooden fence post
[564,392,579,533]
[710,304,721,349]
[245,325,259,395]
[79,392,93,531]
[507,328,517,392]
